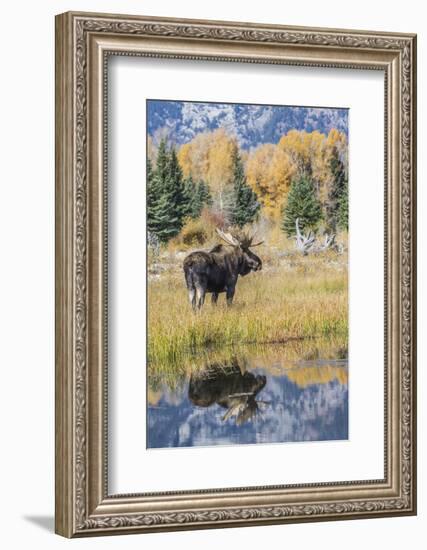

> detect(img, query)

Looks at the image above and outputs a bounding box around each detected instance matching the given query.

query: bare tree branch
[295,218,316,254]
[293,218,338,254]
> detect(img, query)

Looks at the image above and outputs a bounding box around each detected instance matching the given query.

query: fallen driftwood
[294,218,339,255]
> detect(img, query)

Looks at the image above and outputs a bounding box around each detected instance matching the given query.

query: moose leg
[188,288,197,311]
[195,284,206,310]
[211,292,219,305]
[184,268,197,311]
[226,285,235,306]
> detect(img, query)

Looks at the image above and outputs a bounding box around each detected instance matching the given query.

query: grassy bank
[148,247,348,369]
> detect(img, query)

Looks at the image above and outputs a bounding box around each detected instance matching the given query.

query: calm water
[147,345,348,449]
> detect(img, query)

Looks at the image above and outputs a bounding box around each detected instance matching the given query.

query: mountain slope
[147,100,348,149]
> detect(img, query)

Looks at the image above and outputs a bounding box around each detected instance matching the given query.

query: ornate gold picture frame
[55,11,416,537]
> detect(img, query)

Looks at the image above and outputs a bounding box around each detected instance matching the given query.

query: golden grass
[148,249,348,371]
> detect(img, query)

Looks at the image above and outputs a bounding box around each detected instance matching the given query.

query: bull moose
[183,229,263,310]
[188,360,267,425]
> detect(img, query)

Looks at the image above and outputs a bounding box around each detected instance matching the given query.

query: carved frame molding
[55,11,416,537]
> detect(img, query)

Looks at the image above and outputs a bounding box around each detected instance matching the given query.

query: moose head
[215,228,263,276]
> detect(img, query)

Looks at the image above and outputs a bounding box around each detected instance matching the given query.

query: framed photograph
[55,11,417,537]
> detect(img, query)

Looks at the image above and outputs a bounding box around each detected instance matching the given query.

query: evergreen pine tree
[337,178,349,231]
[147,158,160,234]
[183,175,198,218]
[147,140,188,243]
[184,177,213,219]
[150,192,182,243]
[325,146,347,232]
[198,180,212,208]
[282,175,323,237]
[147,139,168,240]
[154,138,169,186]
[229,147,260,228]
[167,147,187,223]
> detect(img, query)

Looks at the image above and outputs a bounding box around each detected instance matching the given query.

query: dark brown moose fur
[183,235,262,310]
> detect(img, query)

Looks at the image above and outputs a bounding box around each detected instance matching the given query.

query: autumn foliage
[148,127,348,244]
[177,127,347,220]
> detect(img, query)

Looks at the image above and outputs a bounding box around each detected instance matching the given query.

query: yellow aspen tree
[206,129,236,195]
[147,135,157,164]
[177,142,193,178]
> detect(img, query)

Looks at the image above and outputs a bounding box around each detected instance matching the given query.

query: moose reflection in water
[189,360,268,425]
[147,344,349,449]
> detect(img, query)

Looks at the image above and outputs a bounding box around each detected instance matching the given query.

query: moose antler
[216,228,264,248]
[216,228,240,247]
[243,229,264,248]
